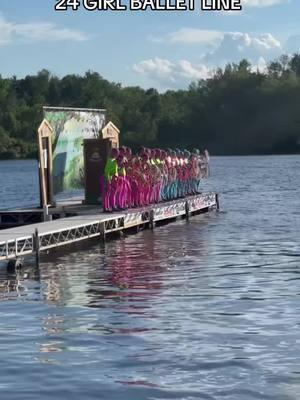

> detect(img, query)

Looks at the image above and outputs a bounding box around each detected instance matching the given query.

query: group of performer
[102,147,210,212]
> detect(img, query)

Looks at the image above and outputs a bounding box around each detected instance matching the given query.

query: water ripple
[0,156,300,399]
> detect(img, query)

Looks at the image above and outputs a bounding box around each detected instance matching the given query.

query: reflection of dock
[0,193,218,264]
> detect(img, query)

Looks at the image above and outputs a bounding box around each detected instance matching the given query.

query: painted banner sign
[44,107,106,198]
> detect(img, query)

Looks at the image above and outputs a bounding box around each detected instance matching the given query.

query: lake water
[0,156,299,400]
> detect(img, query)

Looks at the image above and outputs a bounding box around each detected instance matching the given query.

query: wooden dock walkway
[0,193,218,263]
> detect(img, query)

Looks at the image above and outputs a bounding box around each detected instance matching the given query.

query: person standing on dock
[102,145,210,211]
[103,148,119,211]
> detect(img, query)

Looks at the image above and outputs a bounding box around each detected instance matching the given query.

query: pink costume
[128,157,140,208]
[115,154,127,210]
[103,148,119,212]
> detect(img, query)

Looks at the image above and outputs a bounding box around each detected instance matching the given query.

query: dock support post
[100,223,106,243]
[149,210,155,230]
[185,201,190,221]
[43,205,52,222]
[33,229,40,266]
[216,194,220,211]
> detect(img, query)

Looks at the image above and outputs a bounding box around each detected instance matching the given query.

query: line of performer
[102,147,210,212]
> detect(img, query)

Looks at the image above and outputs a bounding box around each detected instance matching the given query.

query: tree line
[1,54,300,159]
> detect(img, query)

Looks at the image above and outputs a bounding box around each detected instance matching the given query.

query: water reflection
[0,156,300,400]
[0,217,212,310]
[0,267,38,300]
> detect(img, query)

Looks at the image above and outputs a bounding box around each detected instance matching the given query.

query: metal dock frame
[0,193,218,264]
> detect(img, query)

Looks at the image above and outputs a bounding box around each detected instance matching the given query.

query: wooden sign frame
[101,121,120,148]
[37,119,54,208]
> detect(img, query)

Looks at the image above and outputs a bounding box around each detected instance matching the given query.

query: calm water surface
[0,156,299,400]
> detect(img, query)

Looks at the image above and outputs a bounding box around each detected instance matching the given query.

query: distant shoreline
[1,61,300,162]
[0,152,299,162]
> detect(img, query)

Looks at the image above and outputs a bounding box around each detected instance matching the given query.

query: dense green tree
[0,54,300,159]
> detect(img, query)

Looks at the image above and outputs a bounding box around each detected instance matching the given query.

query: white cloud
[243,0,285,7]
[203,31,281,64]
[153,28,281,53]
[133,57,210,89]
[252,33,281,50]
[0,17,13,45]
[176,59,210,80]
[0,15,88,45]
[165,28,223,44]
[134,30,283,90]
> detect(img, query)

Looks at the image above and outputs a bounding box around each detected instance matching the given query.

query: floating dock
[0,193,218,264]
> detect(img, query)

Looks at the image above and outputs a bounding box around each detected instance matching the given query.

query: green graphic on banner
[44,108,106,196]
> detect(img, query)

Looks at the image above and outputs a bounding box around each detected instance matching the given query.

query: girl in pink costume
[129,156,140,208]
[104,148,119,212]
[137,148,147,207]
[115,153,128,210]
[103,146,211,211]
[155,149,164,203]
[136,157,146,207]
[148,149,162,204]
[124,147,133,208]
[160,150,168,201]
[149,149,156,204]
[115,146,133,210]
[146,149,154,205]
[140,151,150,206]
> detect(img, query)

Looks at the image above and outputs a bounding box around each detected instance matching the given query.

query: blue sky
[0,0,299,90]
